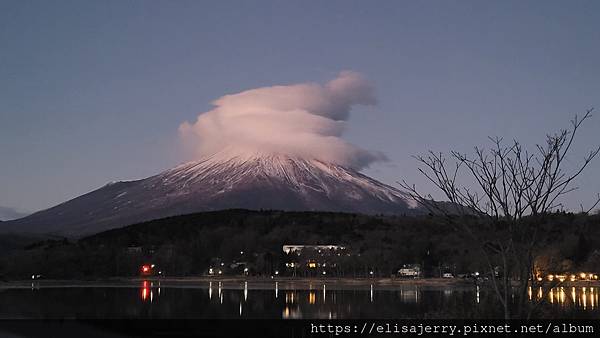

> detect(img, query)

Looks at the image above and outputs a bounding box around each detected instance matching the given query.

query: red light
[142,265,149,272]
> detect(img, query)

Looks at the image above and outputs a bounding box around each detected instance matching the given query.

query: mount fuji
[1,150,424,237]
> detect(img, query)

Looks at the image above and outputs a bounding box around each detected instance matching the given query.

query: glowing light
[285,292,295,304]
[308,291,316,304]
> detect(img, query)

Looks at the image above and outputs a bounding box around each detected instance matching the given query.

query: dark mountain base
[1,209,598,281]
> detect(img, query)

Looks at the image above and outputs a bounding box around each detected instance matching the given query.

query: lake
[0,280,598,319]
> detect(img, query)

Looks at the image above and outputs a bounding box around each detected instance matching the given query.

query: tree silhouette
[400,108,600,319]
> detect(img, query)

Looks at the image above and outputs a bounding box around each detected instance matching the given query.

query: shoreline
[1,277,472,289]
[3,276,600,290]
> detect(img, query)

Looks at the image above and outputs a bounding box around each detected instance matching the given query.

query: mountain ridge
[1,151,424,237]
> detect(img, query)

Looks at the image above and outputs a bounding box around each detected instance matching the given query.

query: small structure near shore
[397,264,422,278]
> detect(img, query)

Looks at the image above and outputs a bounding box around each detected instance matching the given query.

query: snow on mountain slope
[1,151,422,237]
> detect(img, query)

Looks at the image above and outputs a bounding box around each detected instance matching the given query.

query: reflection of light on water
[286,291,295,304]
[239,302,243,316]
[370,284,373,303]
[141,281,149,302]
[275,282,278,299]
[323,284,326,303]
[541,286,600,310]
[282,305,302,319]
[308,291,316,304]
[283,306,290,318]
[476,285,480,304]
[220,283,223,304]
[140,280,156,303]
[528,286,532,300]
[209,282,212,300]
[399,288,418,303]
[244,281,248,301]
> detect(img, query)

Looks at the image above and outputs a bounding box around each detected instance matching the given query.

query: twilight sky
[1,0,599,213]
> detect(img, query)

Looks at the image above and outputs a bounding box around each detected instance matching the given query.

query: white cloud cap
[179,71,386,169]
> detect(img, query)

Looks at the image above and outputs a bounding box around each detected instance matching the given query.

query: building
[282,244,347,277]
[397,264,422,278]
[282,244,346,255]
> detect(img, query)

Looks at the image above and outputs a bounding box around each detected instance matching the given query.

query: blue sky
[1,0,599,212]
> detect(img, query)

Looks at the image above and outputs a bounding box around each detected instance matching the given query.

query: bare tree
[400,109,600,319]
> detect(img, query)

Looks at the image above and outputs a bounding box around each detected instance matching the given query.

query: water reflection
[529,285,599,310]
[140,280,154,303]
[3,281,600,320]
[135,282,600,316]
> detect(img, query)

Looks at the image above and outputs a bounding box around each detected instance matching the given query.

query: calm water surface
[0,281,598,319]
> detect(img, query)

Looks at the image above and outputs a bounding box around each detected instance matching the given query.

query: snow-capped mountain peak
[1,150,421,237]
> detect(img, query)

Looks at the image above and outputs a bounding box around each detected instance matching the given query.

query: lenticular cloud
[179,71,386,169]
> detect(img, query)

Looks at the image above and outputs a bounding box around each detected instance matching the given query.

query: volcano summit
[1,150,423,237]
